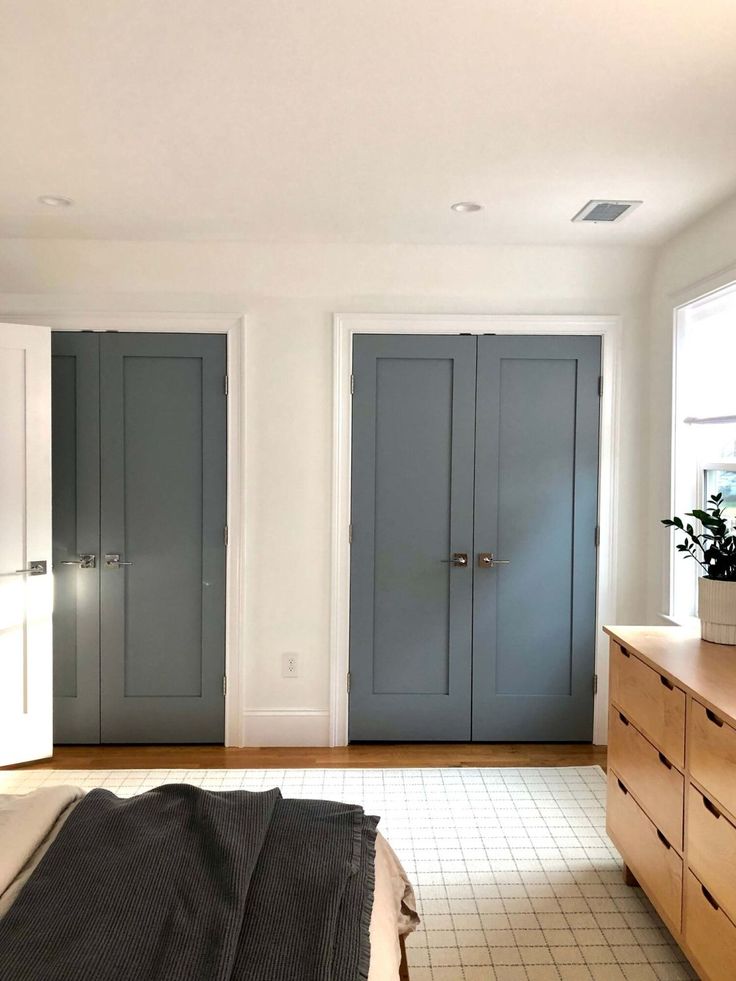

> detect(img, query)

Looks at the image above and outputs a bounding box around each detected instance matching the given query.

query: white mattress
[0,787,417,981]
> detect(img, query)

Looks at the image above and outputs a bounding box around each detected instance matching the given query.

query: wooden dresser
[605,625,736,981]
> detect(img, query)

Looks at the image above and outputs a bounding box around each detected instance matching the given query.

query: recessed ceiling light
[38,195,73,207]
[450,201,482,213]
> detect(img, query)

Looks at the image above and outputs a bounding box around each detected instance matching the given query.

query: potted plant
[663,493,736,644]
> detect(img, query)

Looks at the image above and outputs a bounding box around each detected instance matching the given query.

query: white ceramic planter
[698,578,736,645]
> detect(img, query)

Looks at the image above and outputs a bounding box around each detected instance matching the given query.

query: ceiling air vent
[572,199,642,224]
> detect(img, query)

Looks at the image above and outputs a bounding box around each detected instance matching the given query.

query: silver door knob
[60,554,96,569]
[441,553,468,567]
[105,553,133,568]
[478,552,511,568]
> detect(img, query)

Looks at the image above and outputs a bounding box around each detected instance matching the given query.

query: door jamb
[331,313,622,747]
[0,311,247,748]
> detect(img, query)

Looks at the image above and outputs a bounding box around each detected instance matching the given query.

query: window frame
[670,283,736,622]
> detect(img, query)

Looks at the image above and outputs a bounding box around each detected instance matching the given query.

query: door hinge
[350,373,355,395]
[224,374,229,396]
[346,671,351,693]
[593,673,598,695]
[348,523,353,545]
[598,375,603,397]
[223,525,229,546]
[594,525,600,548]
[223,675,228,696]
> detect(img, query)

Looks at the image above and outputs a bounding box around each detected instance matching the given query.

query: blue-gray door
[471,335,600,740]
[52,333,101,743]
[348,335,477,740]
[52,332,227,744]
[349,333,600,742]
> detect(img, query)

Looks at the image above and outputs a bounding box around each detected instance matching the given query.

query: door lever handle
[60,554,96,569]
[441,553,468,567]
[478,552,511,568]
[105,553,133,568]
[7,560,47,577]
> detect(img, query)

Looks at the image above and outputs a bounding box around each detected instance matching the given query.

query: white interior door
[0,323,53,767]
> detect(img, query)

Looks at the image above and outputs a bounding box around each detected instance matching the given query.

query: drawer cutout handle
[620,646,631,658]
[657,752,672,770]
[619,712,630,726]
[660,675,674,690]
[703,796,721,819]
[705,708,724,728]
[617,778,628,795]
[702,885,720,911]
[656,829,671,850]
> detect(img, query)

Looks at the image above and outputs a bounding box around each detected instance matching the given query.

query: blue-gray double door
[52,333,227,744]
[349,334,600,742]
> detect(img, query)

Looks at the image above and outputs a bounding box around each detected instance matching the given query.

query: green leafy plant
[662,493,736,581]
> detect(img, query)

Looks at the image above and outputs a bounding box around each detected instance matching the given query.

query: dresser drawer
[685,869,736,981]
[609,641,686,767]
[689,698,736,818]
[607,769,682,931]
[609,706,684,849]
[687,783,736,926]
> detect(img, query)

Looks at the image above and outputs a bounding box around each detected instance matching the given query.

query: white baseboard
[241,709,330,747]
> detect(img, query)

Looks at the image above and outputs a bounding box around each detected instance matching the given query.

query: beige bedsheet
[0,786,83,918]
[0,788,417,980]
[370,832,418,979]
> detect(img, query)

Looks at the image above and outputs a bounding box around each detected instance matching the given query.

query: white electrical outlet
[282,653,299,678]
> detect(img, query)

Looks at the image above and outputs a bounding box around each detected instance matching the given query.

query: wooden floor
[11,743,607,770]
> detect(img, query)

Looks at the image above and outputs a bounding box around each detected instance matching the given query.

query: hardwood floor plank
[5,743,608,771]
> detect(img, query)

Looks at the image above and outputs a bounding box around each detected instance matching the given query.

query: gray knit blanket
[0,784,378,981]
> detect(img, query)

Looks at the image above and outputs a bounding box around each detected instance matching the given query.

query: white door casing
[0,309,246,747]
[0,323,53,767]
[331,314,622,747]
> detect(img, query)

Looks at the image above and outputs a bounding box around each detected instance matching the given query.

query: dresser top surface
[604,624,736,727]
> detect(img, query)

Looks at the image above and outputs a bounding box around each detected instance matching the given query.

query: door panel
[472,335,600,740]
[495,356,576,697]
[349,335,476,740]
[99,334,227,742]
[118,356,204,698]
[0,323,53,767]
[52,333,101,743]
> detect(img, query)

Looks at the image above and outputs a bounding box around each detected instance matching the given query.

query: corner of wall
[640,190,736,625]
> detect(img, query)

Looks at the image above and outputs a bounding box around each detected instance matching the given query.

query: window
[671,284,736,621]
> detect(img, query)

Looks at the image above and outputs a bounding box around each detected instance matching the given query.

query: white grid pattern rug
[0,766,695,981]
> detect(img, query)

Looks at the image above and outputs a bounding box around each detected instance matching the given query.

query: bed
[0,785,418,980]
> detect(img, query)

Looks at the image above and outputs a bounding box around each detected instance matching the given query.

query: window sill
[657,613,700,630]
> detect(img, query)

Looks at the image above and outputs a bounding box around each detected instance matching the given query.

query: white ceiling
[2,0,736,245]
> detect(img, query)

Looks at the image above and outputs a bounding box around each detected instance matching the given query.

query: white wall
[644,193,736,624]
[0,238,653,745]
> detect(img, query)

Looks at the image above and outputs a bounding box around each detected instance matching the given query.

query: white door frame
[331,313,622,747]
[0,310,247,748]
